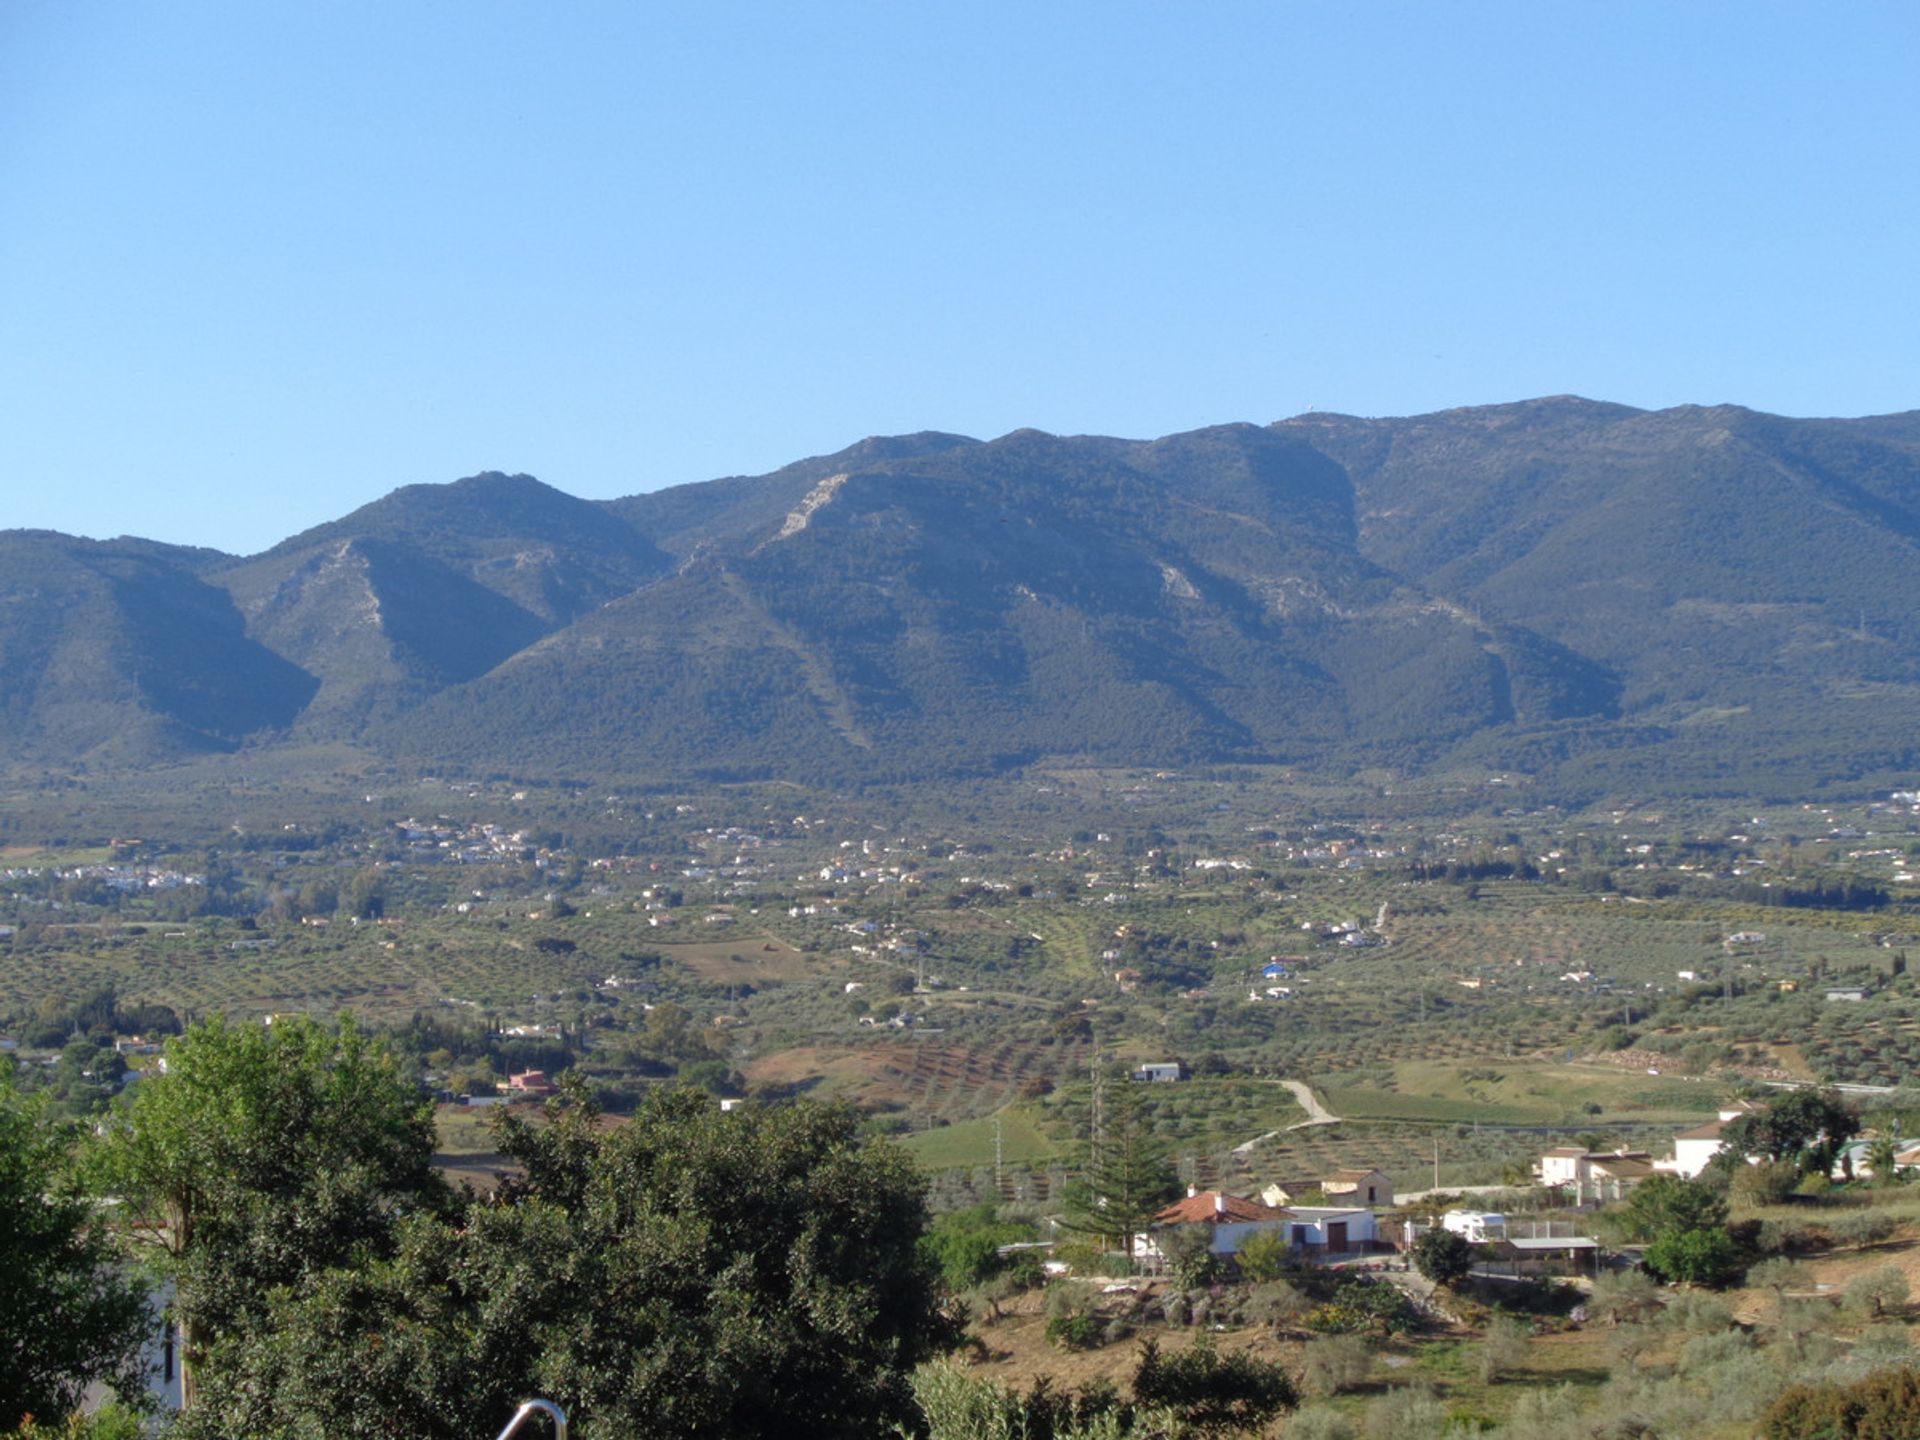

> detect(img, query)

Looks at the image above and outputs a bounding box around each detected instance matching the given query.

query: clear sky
[3,2,1916,554]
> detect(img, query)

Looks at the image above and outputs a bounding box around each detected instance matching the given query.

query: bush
[1844,1265,1909,1320]
[1828,1212,1897,1248]
[1046,1312,1103,1350]
[1283,1406,1356,1440]
[1662,1291,1734,1334]
[1245,1279,1307,1330]
[1361,1386,1448,1440]
[1763,1365,1920,1440]
[1234,1227,1289,1282]
[1131,1336,1297,1436]
[1299,1334,1373,1398]
[1732,1159,1802,1207]
[1645,1227,1739,1289]
[1587,1268,1659,1326]
[1304,1278,1416,1336]
[1410,1228,1473,1288]
[1477,1315,1531,1383]
[1160,1225,1220,1288]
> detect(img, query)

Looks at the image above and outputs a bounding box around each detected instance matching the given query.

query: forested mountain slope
[4,399,1916,791]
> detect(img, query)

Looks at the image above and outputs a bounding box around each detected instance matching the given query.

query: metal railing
[496,1399,568,1440]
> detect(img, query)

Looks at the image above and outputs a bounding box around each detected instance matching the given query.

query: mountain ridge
[5,397,1917,794]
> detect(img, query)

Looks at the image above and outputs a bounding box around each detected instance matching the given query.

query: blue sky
[3,2,1916,554]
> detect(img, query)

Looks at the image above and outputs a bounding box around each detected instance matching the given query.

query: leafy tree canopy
[1719,1089,1860,1177]
[94,1013,443,1409]
[0,1076,149,1429]
[1410,1227,1474,1288]
[1612,1175,1728,1244]
[158,1085,954,1440]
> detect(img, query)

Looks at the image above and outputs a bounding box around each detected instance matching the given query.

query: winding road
[1230,1079,1341,1157]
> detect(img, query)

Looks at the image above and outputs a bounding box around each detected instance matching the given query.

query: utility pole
[1432,1135,1440,1191]
[993,1115,1004,1196]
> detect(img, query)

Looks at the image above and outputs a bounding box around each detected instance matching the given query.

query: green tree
[1131,1335,1297,1436]
[1058,1075,1177,1267]
[1477,1314,1530,1384]
[1612,1175,1727,1244]
[1644,1226,1738,1288]
[1410,1226,1473,1288]
[1845,1264,1910,1321]
[1864,1134,1902,1186]
[166,1087,954,1440]
[922,1203,1027,1292]
[1234,1226,1289,1282]
[1719,1089,1859,1178]
[95,1014,442,1410]
[0,1077,150,1429]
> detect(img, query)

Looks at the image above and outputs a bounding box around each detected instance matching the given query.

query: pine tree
[1057,1066,1177,1268]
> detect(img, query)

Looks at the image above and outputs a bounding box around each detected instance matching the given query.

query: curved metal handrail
[495,1398,568,1440]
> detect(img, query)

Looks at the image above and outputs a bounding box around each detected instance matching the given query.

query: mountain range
[6,397,1919,796]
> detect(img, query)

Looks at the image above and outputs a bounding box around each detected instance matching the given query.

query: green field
[1318,1057,1725,1127]
[899,1106,1061,1169]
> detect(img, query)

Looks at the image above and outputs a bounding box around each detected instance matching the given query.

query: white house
[1658,1101,1764,1179]
[1136,1189,1291,1263]
[1282,1207,1382,1254]
[1665,1119,1732,1179]
[1131,1062,1184,1083]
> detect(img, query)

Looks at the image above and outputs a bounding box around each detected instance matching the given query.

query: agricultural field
[1316,1058,1726,1128]
[4,775,1917,1203]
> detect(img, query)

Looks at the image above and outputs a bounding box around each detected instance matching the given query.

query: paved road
[1231,1080,1341,1156]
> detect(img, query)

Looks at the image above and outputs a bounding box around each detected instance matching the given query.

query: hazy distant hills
[6,398,1919,795]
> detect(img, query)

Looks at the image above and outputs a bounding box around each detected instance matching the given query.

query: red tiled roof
[1154,1192,1290,1225]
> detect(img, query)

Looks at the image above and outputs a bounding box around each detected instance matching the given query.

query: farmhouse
[1283,1207,1383,1256]
[1321,1167,1394,1207]
[499,1069,558,1097]
[1263,1164,1394,1209]
[1136,1189,1291,1264]
[1131,1061,1185,1083]
[1535,1148,1657,1200]
[1655,1101,1765,1179]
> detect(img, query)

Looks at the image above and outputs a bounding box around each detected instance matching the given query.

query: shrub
[1586,1268,1659,1326]
[1662,1290,1733,1334]
[1131,1335,1297,1435]
[1234,1227,1289,1282]
[1303,1278,1416,1337]
[1845,1265,1909,1320]
[1283,1406,1357,1440]
[1160,1224,1221,1288]
[1046,1312,1103,1350]
[1299,1334,1373,1398]
[1477,1314,1530,1384]
[1244,1279,1307,1330]
[1733,1159,1802,1207]
[1764,1365,1920,1440]
[1793,1172,1832,1199]
[1410,1227,1473,1288]
[1829,1212,1897,1248]
[1645,1226,1739,1288]
[1361,1386,1448,1440]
